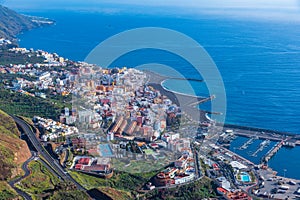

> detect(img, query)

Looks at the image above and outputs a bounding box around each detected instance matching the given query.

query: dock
[168,77,203,82]
[239,137,256,150]
[219,145,255,166]
[189,95,216,107]
[232,131,283,142]
[144,70,300,148]
[145,70,208,122]
[251,139,270,157]
[262,141,284,163]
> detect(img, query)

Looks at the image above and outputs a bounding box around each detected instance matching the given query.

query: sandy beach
[145,70,208,122]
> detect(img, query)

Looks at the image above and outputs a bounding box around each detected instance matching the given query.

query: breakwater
[262,141,283,163]
[221,123,297,137]
[146,70,300,144]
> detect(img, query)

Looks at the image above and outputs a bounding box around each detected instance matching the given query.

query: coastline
[0,5,55,42]
[145,70,300,137]
[144,70,300,181]
[161,79,206,99]
[14,8,300,135]
[145,70,207,122]
[3,6,300,197]
[8,11,300,180]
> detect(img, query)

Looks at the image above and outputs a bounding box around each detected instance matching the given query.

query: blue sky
[3,0,299,9]
[2,0,300,22]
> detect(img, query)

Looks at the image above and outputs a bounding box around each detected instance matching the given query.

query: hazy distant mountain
[0,5,53,41]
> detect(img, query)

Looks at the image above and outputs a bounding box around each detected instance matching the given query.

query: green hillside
[0,109,31,199]
[0,109,31,181]
[0,5,53,40]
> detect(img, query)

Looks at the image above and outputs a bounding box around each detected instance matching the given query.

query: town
[2,41,300,200]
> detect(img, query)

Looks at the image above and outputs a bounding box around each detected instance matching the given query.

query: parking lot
[255,169,300,199]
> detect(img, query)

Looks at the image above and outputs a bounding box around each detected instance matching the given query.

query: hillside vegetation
[0,181,21,200]
[0,87,65,121]
[0,109,31,181]
[0,5,53,40]
[16,160,90,200]
[0,49,44,65]
[144,177,218,199]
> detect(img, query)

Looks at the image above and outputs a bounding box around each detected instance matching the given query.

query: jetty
[168,77,203,82]
[251,139,270,157]
[262,141,284,163]
[189,95,216,107]
[145,70,208,122]
[144,70,300,148]
[233,131,282,141]
[239,137,256,150]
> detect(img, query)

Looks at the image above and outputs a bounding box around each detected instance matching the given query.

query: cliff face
[0,5,53,40]
[0,109,31,180]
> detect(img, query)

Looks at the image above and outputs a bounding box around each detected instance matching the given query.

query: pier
[239,137,256,150]
[221,123,298,141]
[189,95,216,107]
[219,145,255,166]
[232,131,282,142]
[251,139,270,157]
[145,70,300,147]
[146,70,208,122]
[168,77,203,82]
[262,141,284,163]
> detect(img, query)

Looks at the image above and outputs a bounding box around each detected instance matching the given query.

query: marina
[268,146,300,179]
[250,139,270,157]
[262,141,283,163]
[229,136,276,165]
[1,2,300,199]
[227,130,300,179]
[147,70,300,181]
[238,136,256,150]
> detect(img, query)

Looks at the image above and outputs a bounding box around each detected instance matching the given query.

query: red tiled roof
[82,164,108,172]
[75,164,83,170]
[78,158,90,165]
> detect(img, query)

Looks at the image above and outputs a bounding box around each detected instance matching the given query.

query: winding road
[11,116,86,191]
[8,151,35,200]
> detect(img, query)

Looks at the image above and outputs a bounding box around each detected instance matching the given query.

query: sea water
[17,9,300,179]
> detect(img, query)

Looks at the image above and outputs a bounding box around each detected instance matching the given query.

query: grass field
[144,149,154,155]
[68,171,109,190]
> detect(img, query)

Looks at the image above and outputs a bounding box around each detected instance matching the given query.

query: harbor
[225,127,295,164]
[238,136,256,150]
[225,128,300,179]
[145,70,300,180]
[229,136,275,165]
[262,141,283,163]
[250,139,270,157]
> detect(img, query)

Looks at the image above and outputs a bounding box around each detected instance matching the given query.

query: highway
[11,116,86,191]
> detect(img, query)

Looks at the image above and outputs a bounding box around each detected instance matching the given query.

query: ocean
[17,9,300,178]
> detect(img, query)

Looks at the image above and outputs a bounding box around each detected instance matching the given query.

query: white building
[38,72,51,81]
[174,173,194,184]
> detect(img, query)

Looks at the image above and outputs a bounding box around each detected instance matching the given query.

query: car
[277,189,286,194]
